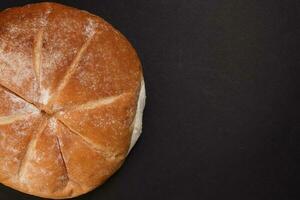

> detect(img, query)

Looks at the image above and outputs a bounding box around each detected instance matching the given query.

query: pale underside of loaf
[0,2,144,199]
[129,79,146,152]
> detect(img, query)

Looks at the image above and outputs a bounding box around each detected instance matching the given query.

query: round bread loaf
[0,2,145,199]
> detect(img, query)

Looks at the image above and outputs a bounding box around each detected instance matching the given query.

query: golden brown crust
[51,22,141,110]
[0,114,43,180]
[0,3,49,103]
[0,2,142,199]
[56,92,137,159]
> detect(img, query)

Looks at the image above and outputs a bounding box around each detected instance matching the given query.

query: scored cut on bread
[0,2,145,199]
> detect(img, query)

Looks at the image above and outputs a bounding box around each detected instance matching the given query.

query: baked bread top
[0,2,144,199]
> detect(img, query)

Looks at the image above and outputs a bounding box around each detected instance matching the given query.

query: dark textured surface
[0,0,299,199]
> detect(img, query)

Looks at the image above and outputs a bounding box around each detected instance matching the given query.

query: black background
[0,0,299,199]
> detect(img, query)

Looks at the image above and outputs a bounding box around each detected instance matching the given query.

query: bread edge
[128,78,146,153]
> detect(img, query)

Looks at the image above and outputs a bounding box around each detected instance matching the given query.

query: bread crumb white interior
[128,78,146,153]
